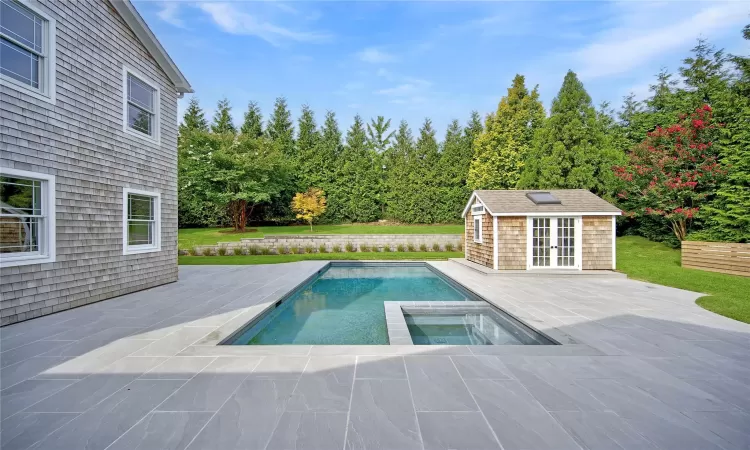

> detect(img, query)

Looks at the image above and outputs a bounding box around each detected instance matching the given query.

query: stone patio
[1,261,749,450]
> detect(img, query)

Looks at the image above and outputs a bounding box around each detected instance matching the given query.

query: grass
[617,236,750,324]
[179,252,463,265]
[178,224,463,249]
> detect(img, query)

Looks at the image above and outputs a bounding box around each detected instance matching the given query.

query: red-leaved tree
[613,105,725,241]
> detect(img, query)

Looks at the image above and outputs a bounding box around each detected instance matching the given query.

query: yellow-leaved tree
[291,188,327,231]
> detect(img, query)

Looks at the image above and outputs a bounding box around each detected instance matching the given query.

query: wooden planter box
[681,241,750,277]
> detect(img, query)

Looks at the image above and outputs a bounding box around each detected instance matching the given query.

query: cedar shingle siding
[0,0,179,325]
[465,211,493,268]
[497,216,526,270]
[582,216,613,270]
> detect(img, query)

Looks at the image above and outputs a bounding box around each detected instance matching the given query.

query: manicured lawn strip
[178,252,464,265]
[178,224,464,249]
[617,236,750,324]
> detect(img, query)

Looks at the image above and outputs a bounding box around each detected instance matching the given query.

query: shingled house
[462,190,622,271]
[0,0,191,324]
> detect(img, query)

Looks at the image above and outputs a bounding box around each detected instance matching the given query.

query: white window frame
[473,216,482,244]
[0,167,56,267]
[123,187,161,255]
[0,0,56,104]
[122,66,160,144]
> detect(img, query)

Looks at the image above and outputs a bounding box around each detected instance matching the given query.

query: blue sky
[133,0,749,135]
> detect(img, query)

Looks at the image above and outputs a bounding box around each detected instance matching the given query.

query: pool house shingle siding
[0,0,191,325]
[462,190,621,272]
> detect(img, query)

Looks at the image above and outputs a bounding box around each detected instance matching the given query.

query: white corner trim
[0,0,57,105]
[492,216,498,270]
[121,65,161,145]
[122,187,161,255]
[0,167,56,268]
[612,215,617,270]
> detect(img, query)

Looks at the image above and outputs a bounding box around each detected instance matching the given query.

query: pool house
[462,189,622,271]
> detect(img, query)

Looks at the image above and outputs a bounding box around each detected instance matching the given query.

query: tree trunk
[670,219,687,242]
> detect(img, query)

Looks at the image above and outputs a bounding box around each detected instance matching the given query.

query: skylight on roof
[526,192,561,205]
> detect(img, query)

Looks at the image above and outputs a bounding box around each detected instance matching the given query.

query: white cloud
[157,2,186,28]
[357,47,396,64]
[197,2,331,46]
[571,1,748,79]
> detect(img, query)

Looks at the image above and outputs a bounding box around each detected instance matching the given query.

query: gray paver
[346,379,421,450]
[417,412,501,450]
[0,263,748,450]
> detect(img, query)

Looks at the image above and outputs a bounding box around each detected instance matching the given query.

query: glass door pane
[532,218,551,267]
[556,217,575,267]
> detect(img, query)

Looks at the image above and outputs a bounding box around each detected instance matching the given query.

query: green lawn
[179,251,463,265]
[179,224,463,249]
[617,236,750,324]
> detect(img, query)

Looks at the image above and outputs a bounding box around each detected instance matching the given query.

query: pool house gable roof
[461,189,622,218]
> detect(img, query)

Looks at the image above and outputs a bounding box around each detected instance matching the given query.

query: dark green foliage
[434,118,474,223]
[397,244,406,252]
[366,116,395,153]
[345,242,355,252]
[240,101,263,138]
[432,243,441,252]
[519,70,623,198]
[233,247,243,256]
[266,97,295,155]
[319,244,327,253]
[179,97,209,137]
[419,243,428,252]
[211,98,236,134]
[332,244,342,253]
[339,115,380,222]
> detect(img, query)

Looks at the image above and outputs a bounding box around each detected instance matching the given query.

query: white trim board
[109,0,192,93]
[493,211,621,217]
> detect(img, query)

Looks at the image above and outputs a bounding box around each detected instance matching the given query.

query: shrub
[457,242,463,252]
[345,242,355,252]
[397,244,406,252]
[333,244,342,253]
[202,248,214,256]
[188,247,198,256]
[419,243,428,252]
[248,245,260,255]
[218,246,227,256]
[407,243,416,252]
[444,243,454,252]
[382,245,392,252]
[233,247,243,256]
[304,245,315,254]
[261,247,272,255]
[319,244,327,254]
[278,246,289,255]
[289,246,300,255]
[360,244,371,252]
[432,243,441,252]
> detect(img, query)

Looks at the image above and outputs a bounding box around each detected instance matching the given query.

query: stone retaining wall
[191,234,463,254]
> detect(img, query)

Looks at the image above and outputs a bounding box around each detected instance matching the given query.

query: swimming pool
[227,262,477,345]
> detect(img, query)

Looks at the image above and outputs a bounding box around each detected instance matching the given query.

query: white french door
[528,217,581,269]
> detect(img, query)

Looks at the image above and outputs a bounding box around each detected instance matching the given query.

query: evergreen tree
[366,116,395,153]
[339,115,380,222]
[240,101,263,138]
[384,121,415,221]
[179,97,208,137]
[618,92,643,146]
[519,70,622,197]
[404,118,440,223]
[469,75,545,189]
[701,25,750,242]
[315,111,345,222]
[266,97,295,156]
[296,105,320,189]
[435,119,472,222]
[210,98,236,134]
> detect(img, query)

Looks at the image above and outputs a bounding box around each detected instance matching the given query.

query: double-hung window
[122,67,160,142]
[0,168,56,267]
[0,0,55,102]
[123,188,161,255]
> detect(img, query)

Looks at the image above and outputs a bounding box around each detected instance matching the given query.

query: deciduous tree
[291,188,327,231]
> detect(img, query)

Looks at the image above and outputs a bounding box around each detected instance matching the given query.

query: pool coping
[193,261,599,357]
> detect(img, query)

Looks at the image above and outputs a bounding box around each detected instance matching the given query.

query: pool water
[231,264,471,345]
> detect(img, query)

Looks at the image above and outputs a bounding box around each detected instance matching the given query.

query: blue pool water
[231,263,472,345]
